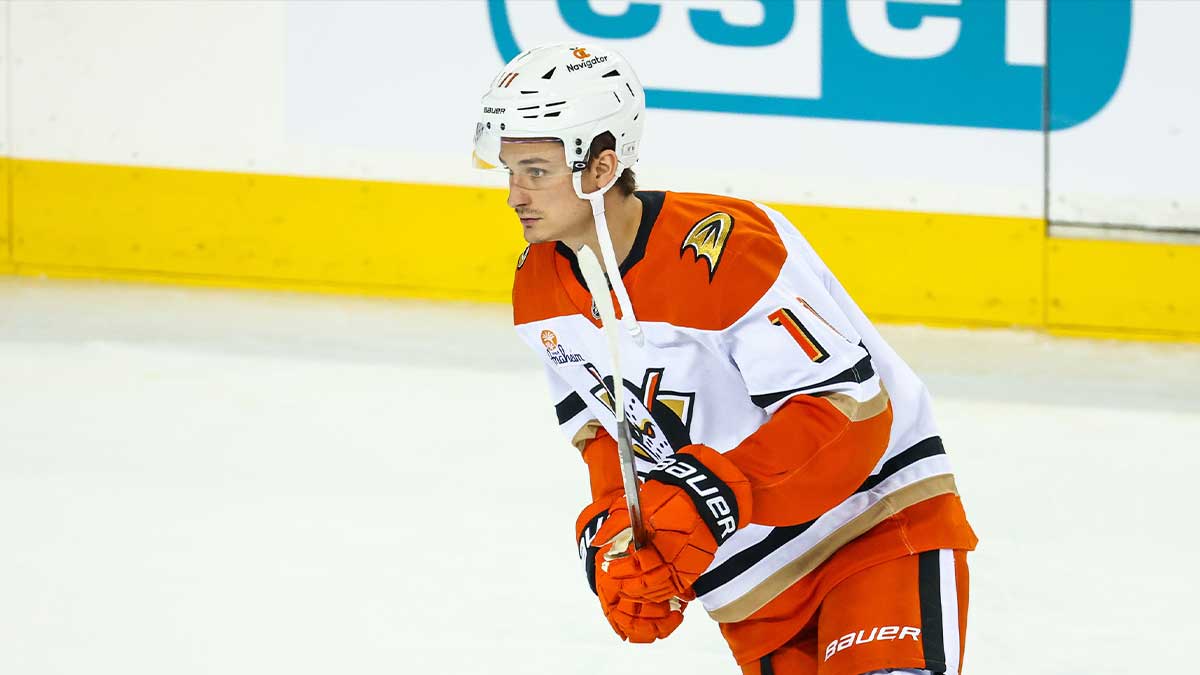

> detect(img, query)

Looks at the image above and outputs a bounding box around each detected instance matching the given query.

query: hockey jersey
[512,190,976,631]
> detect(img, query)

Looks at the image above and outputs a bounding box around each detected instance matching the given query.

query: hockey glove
[575,492,623,596]
[599,586,688,643]
[579,492,689,642]
[590,445,752,605]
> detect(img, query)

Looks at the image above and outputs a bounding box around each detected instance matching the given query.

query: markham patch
[542,330,585,365]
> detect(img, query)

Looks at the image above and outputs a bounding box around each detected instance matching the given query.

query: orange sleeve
[724,394,893,526]
[581,427,625,501]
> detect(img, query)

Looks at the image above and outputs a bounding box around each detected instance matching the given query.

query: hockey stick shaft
[577,245,646,550]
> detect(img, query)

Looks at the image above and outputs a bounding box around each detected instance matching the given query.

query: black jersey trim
[690,436,946,597]
[559,243,587,290]
[858,436,945,492]
[556,190,665,287]
[692,520,811,597]
[621,190,664,274]
[918,550,947,670]
[749,354,875,409]
[554,392,587,425]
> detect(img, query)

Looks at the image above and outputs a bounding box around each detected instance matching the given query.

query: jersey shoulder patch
[681,211,735,281]
[629,192,787,330]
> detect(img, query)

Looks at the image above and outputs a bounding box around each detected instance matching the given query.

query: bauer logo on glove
[646,454,739,543]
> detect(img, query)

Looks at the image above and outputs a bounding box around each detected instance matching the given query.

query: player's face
[500,140,592,245]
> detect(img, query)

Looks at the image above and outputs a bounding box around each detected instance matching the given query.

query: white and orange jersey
[513,191,976,628]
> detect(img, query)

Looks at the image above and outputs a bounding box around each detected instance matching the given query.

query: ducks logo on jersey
[584,365,694,465]
[681,212,734,281]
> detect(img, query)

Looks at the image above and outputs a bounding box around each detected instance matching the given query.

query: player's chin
[521,222,555,244]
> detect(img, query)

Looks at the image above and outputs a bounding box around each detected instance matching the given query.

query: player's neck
[567,192,643,277]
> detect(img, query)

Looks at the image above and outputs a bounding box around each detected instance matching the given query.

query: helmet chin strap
[573,168,645,346]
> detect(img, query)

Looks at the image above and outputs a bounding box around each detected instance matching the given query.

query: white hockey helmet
[472,43,645,180]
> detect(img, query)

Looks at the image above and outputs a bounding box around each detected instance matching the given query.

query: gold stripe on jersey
[707,473,959,623]
[571,419,604,453]
[817,383,891,422]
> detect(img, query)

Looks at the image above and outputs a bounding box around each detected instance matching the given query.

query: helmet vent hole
[541,67,556,80]
[626,83,636,97]
[602,69,620,78]
[517,105,540,111]
[519,90,538,95]
[545,101,566,107]
[543,111,562,118]
[613,92,621,103]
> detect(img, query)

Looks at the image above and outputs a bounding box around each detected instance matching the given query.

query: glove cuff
[576,494,621,595]
[645,445,752,545]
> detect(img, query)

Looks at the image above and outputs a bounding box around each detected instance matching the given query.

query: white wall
[1,1,9,160]
[6,0,1197,231]
[1048,0,1200,230]
[10,1,287,173]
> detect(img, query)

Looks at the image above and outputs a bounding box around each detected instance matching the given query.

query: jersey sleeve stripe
[858,436,946,492]
[748,354,875,408]
[816,383,890,422]
[918,550,947,670]
[554,392,588,425]
[692,436,946,596]
[706,473,957,623]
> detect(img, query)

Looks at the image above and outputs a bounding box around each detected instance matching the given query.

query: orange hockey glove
[590,445,753,606]
[575,492,622,596]
[598,585,688,643]
[578,497,689,643]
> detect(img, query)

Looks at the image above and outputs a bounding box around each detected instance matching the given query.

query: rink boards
[1,158,1196,342]
[0,1,1197,341]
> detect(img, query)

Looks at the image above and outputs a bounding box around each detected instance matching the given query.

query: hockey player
[473,44,978,675]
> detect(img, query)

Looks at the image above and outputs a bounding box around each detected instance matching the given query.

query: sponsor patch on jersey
[517,245,530,270]
[681,212,734,281]
[542,330,585,365]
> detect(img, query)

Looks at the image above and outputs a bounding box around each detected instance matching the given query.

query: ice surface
[1,277,1197,674]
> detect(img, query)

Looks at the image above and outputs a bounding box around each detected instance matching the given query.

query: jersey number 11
[767,301,831,364]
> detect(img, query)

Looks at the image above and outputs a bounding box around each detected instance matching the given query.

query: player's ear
[590,148,619,189]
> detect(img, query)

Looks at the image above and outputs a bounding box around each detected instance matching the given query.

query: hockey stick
[577,244,646,550]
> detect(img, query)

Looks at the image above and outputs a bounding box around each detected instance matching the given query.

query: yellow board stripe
[9,158,526,302]
[2,157,1197,342]
[1048,237,1200,338]
[772,203,1046,328]
[1,156,11,273]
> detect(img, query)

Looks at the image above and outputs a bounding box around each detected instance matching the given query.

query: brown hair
[588,132,637,196]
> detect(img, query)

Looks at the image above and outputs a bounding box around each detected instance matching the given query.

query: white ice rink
[2,277,1198,675]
